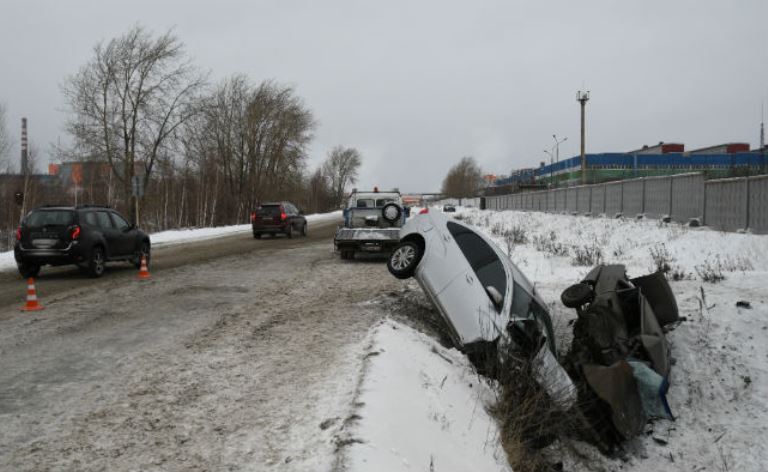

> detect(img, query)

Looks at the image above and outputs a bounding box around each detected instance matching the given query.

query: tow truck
[334,188,408,259]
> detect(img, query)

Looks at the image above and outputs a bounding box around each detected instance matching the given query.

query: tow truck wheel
[387,241,422,279]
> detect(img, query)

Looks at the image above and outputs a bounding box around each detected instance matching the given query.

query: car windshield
[26,210,74,227]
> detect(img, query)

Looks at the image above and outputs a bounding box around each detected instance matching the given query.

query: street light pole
[552,135,567,188]
[544,149,554,187]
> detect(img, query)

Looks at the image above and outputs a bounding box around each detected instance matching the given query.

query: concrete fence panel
[546,190,556,212]
[644,176,672,219]
[622,179,644,216]
[605,182,623,215]
[705,178,748,231]
[671,173,705,222]
[591,184,606,215]
[555,189,567,211]
[748,175,768,233]
[577,186,592,213]
[566,187,578,212]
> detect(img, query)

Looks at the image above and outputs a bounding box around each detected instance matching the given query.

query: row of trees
[53,26,360,230]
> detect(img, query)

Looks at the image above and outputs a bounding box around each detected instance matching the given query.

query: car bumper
[334,228,401,252]
[14,243,87,265]
[252,224,288,232]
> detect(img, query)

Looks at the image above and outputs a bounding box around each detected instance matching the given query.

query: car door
[434,222,508,345]
[109,211,136,256]
[95,211,120,258]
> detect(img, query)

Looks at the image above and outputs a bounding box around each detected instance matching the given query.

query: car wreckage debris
[561,264,678,449]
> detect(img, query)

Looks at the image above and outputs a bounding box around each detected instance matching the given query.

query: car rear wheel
[17,262,40,279]
[387,241,422,279]
[253,232,261,239]
[88,246,106,278]
[287,224,295,239]
[301,223,307,237]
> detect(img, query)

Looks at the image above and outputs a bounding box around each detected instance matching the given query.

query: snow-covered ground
[340,320,511,472]
[365,207,767,471]
[0,210,342,272]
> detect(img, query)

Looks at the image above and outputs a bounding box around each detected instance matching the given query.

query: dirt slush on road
[0,216,405,471]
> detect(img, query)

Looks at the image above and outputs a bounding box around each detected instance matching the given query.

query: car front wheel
[387,241,422,279]
[133,242,151,269]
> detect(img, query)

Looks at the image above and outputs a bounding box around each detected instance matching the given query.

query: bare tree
[62,25,206,223]
[323,146,362,208]
[0,103,12,173]
[441,156,484,198]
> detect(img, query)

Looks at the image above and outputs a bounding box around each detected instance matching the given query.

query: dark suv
[250,202,307,239]
[14,205,151,278]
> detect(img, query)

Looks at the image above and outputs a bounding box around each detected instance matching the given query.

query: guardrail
[484,173,768,234]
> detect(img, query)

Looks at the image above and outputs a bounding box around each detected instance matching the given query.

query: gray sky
[1,0,767,192]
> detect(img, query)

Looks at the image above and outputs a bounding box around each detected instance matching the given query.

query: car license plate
[262,217,273,222]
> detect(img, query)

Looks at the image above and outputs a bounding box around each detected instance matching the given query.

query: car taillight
[16,227,22,241]
[71,226,81,240]
[280,211,287,221]
[250,212,257,222]
[419,208,429,214]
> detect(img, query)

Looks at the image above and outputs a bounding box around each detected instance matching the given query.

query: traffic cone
[137,255,151,280]
[21,277,44,312]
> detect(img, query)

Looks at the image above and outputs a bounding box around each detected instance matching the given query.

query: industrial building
[493,141,767,190]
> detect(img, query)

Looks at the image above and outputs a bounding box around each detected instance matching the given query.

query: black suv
[250,202,307,239]
[14,205,151,278]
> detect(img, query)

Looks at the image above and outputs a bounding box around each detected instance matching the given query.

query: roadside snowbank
[151,210,342,247]
[0,211,342,271]
[341,319,511,472]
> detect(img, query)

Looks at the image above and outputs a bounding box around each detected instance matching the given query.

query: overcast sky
[1,0,767,191]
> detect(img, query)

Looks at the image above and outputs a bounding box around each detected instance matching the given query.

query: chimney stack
[21,117,28,175]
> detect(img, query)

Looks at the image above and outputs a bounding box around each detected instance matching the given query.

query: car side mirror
[485,286,503,309]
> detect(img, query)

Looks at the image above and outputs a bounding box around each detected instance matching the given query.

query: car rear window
[447,222,507,308]
[257,206,282,216]
[356,199,375,208]
[26,210,74,227]
[376,198,394,206]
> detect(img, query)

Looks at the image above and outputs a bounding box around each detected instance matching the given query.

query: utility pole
[577,91,590,184]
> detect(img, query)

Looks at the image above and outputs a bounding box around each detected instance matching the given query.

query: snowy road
[0,216,404,471]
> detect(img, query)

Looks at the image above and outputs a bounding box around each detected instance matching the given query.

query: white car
[387,208,575,407]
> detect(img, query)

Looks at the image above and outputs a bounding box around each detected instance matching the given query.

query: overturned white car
[387,208,576,408]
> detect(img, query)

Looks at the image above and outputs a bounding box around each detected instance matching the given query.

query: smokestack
[21,117,28,175]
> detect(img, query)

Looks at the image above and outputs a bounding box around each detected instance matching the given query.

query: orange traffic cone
[21,277,44,312]
[138,255,151,280]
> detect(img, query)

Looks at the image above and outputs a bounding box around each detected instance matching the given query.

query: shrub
[649,243,675,275]
[695,258,725,283]
[533,231,569,257]
[571,242,602,267]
